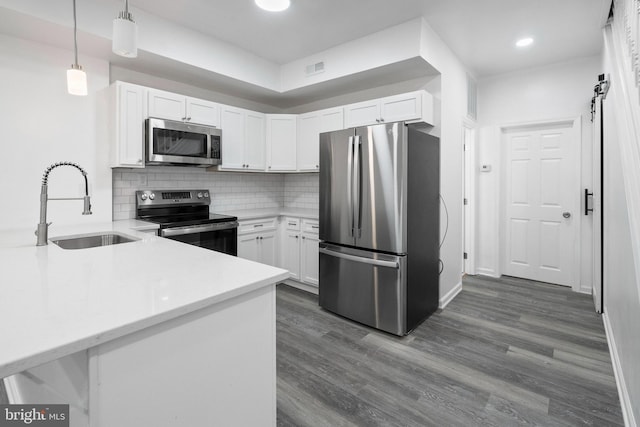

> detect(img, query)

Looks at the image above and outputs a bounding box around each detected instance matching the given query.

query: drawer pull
[254,224,264,228]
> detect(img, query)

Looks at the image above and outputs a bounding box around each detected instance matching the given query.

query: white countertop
[0,220,289,378]
[223,208,318,221]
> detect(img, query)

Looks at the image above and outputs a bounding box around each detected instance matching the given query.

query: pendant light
[112,0,138,58]
[67,0,87,96]
[255,0,290,12]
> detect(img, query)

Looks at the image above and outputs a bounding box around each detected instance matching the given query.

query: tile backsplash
[113,167,319,220]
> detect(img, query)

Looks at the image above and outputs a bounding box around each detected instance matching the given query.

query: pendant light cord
[72,0,79,66]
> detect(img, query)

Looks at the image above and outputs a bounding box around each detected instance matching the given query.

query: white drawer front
[284,217,300,231]
[302,219,319,234]
[238,217,277,234]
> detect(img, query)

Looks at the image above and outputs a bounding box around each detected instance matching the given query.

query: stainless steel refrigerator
[319,121,440,336]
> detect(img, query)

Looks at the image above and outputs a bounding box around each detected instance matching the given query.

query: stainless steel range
[136,189,238,256]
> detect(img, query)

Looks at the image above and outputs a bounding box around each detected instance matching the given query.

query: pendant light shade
[67,64,88,96]
[255,0,290,12]
[68,0,87,96]
[112,0,138,58]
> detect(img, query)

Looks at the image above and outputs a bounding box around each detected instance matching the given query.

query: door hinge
[464,198,468,205]
[463,252,468,260]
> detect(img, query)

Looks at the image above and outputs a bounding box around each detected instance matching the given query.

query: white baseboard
[577,287,592,295]
[280,279,318,295]
[439,281,462,309]
[476,267,499,278]
[603,312,637,427]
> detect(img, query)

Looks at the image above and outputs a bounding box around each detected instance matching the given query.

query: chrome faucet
[36,162,92,246]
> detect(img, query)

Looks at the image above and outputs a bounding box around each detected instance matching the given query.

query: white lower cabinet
[280,217,319,287]
[237,217,278,266]
[300,232,319,286]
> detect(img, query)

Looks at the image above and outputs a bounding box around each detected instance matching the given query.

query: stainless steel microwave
[145,118,221,167]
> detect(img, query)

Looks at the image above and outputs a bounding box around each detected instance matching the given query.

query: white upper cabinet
[344,99,380,128]
[245,111,266,171]
[219,106,245,170]
[344,91,434,128]
[297,107,344,172]
[147,88,220,127]
[186,97,220,127]
[147,89,184,121]
[266,114,297,172]
[110,81,145,168]
[219,106,265,171]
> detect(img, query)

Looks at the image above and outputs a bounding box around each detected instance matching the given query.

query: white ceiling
[127,0,610,77]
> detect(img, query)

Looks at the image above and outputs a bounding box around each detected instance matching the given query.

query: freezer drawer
[319,243,407,335]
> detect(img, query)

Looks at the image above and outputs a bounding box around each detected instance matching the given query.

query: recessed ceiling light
[255,0,290,12]
[516,37,534,48]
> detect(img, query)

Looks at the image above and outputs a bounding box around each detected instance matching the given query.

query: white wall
[0,0,281,92]
[0,34,112,232]
[601,23,640,427]
[475,55,601,292]
[280,19,423,92]
[110,66,284,114]
[418,19,472,304]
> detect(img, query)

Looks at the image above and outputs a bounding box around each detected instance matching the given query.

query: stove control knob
[204,192,209,198]
[149,193,155,200]
[197,192,203,199]
[141,193,148,201]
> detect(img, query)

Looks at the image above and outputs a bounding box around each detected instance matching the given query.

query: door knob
[563,212,571,218]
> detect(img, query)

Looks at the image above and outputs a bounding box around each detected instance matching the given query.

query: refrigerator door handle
[353,134,362,238]
[319,247,400,269]
[347,136,354,237]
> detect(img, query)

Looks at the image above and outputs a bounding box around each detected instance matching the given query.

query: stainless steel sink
[51,232,139,250]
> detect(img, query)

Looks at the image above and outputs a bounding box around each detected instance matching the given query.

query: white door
[219,106,245,170]
[238,234,259,262]
[245,111,265,170]
[147,89,185,121]
[266,115,297,171]
[186,98,219,127]
[503,121,579,287]
[379,92,422,123]
[300,234,319,286]
[258,231,277,266]
[297,112,320,171]
[282,231,301,280]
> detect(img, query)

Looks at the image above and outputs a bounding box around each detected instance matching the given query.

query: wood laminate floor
[276,275,623,427]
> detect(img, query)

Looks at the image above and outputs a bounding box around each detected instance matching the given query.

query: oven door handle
[160,221,239,237]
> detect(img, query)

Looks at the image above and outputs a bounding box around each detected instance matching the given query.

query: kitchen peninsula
[0,220,288,427]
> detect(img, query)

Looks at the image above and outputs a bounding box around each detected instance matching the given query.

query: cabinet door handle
[254,224,263,228]
[302,236,306,239]
[311,225,319,229]
[295,235,299,239]
[585,189,594,215]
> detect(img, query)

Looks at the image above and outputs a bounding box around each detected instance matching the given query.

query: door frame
[498,116,582,291]
[462,118,477,275]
